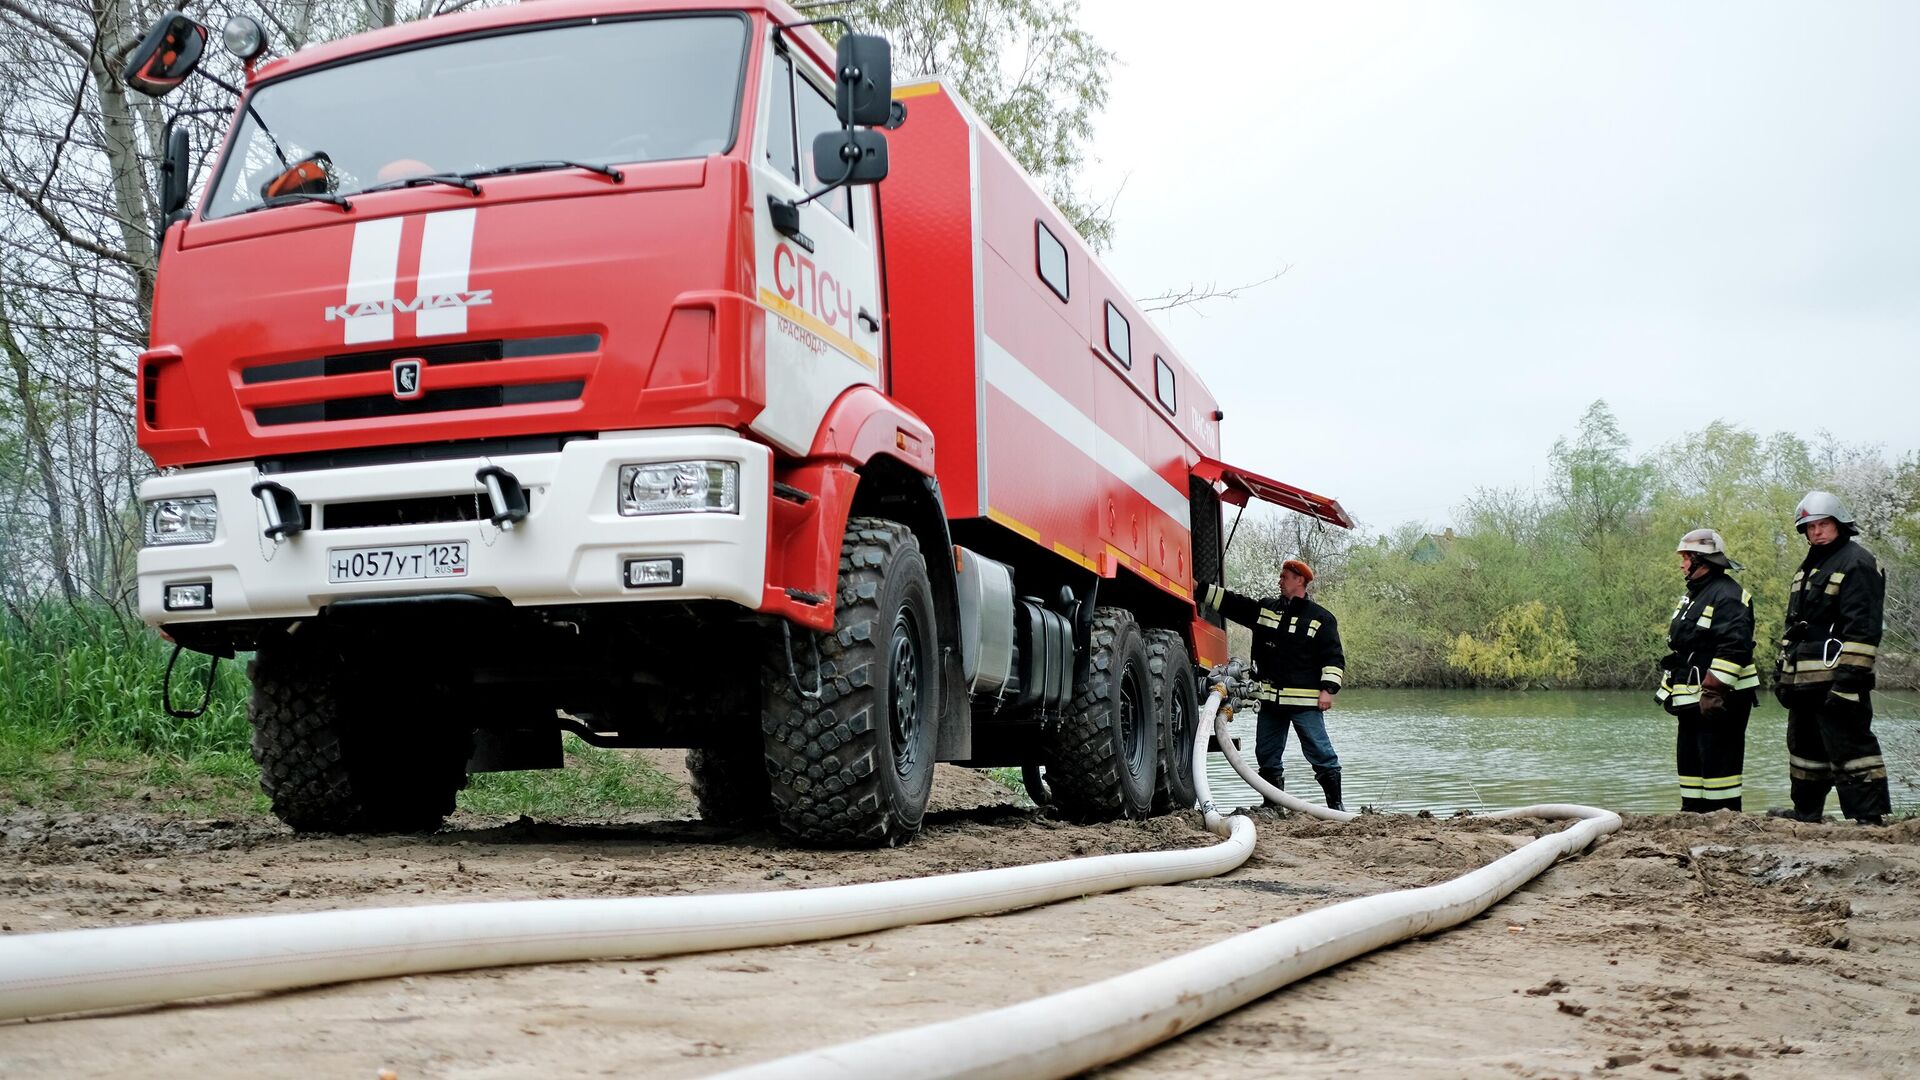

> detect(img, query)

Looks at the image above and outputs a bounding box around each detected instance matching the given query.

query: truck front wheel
[761,517,940,846]
[1044,607,1158,822]
[248,630,471,833]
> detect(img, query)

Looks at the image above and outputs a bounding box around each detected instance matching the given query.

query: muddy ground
[2,761,1918,1079]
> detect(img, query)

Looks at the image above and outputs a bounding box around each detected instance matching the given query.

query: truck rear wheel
[248,631,471,834]
[761,518,940,846]
[686,745,774,824]
[1044,607,1157,822]
[1147,629,1201,813]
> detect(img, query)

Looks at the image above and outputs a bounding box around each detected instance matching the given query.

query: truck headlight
[618,461,739,516]
[143,496,220,546]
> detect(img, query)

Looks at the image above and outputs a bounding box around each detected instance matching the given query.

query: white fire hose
[0,668,1618,1080]
[712,673,1620,1079]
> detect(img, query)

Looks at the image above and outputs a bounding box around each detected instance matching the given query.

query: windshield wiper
[466,160,625,183]
[360,173,485,196]
[244,192,352,214]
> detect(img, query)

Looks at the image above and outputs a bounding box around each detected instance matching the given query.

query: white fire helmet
[1676,528,1740,569]
[1792,490,1856,533]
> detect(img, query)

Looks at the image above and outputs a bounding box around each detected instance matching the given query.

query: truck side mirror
[834,34,892,127]
[124,12,209,98]
[812,128,889,186]
[160,126,191,221]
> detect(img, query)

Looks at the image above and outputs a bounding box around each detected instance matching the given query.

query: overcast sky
[1074,0,1920,532]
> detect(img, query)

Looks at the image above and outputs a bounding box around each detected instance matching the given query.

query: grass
[460,737,684,817]
[1,604,685,821]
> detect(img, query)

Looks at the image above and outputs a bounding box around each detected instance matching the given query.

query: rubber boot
[1315,767,1344,812]
[1257,768,1283,803]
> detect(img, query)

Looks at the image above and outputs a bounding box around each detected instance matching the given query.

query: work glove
[1699,673,1727,716]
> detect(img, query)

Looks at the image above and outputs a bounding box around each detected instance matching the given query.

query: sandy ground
[2,761,1918,1080]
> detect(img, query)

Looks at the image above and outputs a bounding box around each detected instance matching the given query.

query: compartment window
[1155,355,1176,412]
[1036,221,1069,301]
[1105,301,1131,368]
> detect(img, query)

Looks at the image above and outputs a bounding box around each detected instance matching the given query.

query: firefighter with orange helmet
[1657,529,1758,811]
[1200,558,1348,811]
[1768,491,1890,825]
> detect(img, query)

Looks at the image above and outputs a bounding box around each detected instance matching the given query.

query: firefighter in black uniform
[1199,558,1348,811]
[1769,491,1891,825]
[1657,529,1758,812]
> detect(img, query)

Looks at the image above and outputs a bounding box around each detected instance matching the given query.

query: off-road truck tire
[760,517,940,846]
[1147,629,1201,813]
[1043,607,1157,822]
[249,633,471,833]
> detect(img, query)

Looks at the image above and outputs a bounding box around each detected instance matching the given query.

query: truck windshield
[204,15,748,219]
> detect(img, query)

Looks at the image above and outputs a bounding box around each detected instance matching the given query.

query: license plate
[327,542,469,584]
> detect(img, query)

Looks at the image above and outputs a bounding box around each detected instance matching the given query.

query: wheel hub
[889,612,922,781]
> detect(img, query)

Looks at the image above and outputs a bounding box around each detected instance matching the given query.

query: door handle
[857,307,879,333]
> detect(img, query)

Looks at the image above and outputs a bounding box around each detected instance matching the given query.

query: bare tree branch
[1139,267,1289,314]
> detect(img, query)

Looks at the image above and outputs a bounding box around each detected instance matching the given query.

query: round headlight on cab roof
[221,15,268,62]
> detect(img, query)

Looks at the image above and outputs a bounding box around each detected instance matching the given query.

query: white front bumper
[137,430,770,626]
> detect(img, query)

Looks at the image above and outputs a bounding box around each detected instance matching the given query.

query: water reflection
[1204,688,1919,816]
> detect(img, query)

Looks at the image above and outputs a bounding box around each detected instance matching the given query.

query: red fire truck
[123,1,1349,843]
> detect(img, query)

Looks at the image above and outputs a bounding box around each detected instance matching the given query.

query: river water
[1203,687,1920,817]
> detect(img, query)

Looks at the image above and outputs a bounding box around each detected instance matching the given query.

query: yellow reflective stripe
[1740,589,1751,606]
[1829,572,1846,583]
[1203,583,1225,611]
[1701,775,1742,789]
[1668,693,1702,706]
[1831,690,1860,701]
[1320,667,1344,685]
[1839,754,1884,771]
[1709,658,1743,675]
[1700,785,1743,800]
[1788,754,1831,771]
[1731,675,1760,690]
[1838,642,1877,656]
[1257,607,1281,628]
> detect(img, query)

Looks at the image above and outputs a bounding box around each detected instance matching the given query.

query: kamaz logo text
[325,291,492,322]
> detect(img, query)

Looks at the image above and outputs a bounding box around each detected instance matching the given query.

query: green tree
[1550,400,1653,541]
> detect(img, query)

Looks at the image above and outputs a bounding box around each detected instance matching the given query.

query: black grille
[255,380,584,427]
[323,492,536,531]
[258,434,592,475]
[141,363,159,425]
[241,334,598,385]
